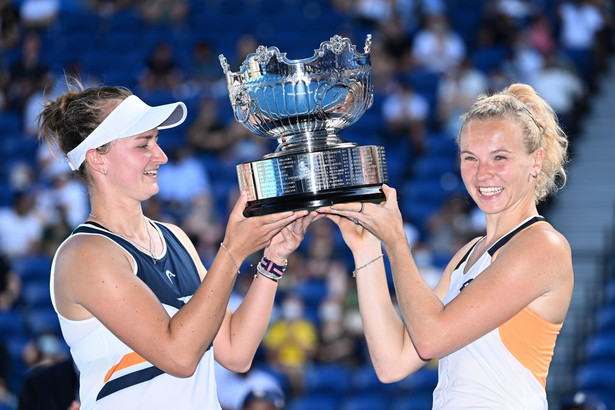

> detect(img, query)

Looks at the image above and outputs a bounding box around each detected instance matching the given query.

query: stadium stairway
[544,54,615,409]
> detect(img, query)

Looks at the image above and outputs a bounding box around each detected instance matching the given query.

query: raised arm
[321,185,573,362]
[213,211,320,372]
[54,192,306,377]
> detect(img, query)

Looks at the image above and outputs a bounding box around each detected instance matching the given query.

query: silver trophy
[219,34,388,216]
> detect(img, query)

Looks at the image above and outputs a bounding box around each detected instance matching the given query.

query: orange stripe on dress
[498,307,562,388]
[104,352,147,383]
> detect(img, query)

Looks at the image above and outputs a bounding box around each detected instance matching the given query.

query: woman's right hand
[221,191,308,261]
[318,185,406,248]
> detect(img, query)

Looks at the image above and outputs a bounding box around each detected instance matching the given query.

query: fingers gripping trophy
[219,35,388,216]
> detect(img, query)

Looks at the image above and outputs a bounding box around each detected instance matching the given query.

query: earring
[103,169,107,176]
[532,170,539,178]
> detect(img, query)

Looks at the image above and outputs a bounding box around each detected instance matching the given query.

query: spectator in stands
[263,293,319,396]
[8,30,51,110]
[156,145,213,219]
[0,342,16,408]
[297,219,350,301]
[240,388,285,410]
[37,80,316,408]
[18,356,80,410]
[0,254,21,311]
[437,56,488,137]
[216,364,284,410]
[138,41,184,93]
[18,0,59,29]
[381,78,429,155]
[424,194,475,261]
[0,0,20,50]
[315,297,358,365]
[0,190,44,262]
[321,83,573,409]
[531,51,586,136]
[557,0,606,89]
[22,331,67,371]
[185,40,224,93]
[410,12,466,76]
[136,0,188,27]
[187,97,234,155]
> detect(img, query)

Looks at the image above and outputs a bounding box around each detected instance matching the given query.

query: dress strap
[487,216,546,256]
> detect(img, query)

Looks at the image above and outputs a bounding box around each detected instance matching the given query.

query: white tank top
[50,221,221,409]
[432,216,560,410]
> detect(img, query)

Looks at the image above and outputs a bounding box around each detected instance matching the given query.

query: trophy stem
[265,130,356,158]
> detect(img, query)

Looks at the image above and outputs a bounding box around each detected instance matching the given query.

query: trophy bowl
[219,34,388,216]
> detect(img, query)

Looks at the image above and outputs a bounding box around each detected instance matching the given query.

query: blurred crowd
[0,0,612,408]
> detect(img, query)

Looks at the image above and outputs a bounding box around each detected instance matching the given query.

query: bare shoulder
[496,221,573,322]
[511,222,571,266]
[54,233,135,319]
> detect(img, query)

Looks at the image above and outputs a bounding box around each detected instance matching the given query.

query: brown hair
[457,83,568,202]
[37,78,132,181]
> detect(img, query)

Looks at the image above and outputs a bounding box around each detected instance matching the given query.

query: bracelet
[220,242,240,275]
[352,254,383,277]
[256,264,281,282]
[255,256,287,282]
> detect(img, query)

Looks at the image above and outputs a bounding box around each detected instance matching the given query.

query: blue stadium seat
[339,392,391,410]
[584,331,615,361]
[303,363,351,396]
[13,255,52,285]
[575,361,615,391]
[471,46,508,75]
[0,111,22,134]
[26,307,62,336]
[398,367,439,392]
[21,281,53,310]
[391,390,434,410]
[289,278,328,310]
[350,363,399,394]
[0,310,26,341]
[595,304,615,332]
[287,393,339,410]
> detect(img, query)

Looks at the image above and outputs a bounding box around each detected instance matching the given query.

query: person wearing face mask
[319,83,572,409]
[37,79,318,409]
[263,294,318,396]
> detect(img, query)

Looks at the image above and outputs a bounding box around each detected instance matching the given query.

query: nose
[152,141,168,164]
[475,161,491,181]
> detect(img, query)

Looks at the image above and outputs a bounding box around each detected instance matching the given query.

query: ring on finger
[353,218,360,224]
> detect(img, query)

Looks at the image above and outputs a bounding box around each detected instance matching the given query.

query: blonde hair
[457,83,568,202]
[37,77,132,181]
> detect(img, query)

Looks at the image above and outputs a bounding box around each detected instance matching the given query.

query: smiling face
[102,129,168,202]
[459,118,544,217]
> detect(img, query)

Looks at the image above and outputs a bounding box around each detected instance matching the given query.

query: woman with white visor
[38,80,316,409]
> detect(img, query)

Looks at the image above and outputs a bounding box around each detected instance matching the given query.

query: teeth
[144,171,157,176]
[479,187,503,196]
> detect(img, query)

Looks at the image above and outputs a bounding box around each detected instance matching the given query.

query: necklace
[88,213,157,264]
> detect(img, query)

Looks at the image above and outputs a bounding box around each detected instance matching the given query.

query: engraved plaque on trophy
[219,34,388,216]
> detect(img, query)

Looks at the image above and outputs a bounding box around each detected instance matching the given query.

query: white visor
[66,94,187,171]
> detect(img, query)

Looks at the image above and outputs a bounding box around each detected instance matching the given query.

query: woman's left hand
[264,210,322,263]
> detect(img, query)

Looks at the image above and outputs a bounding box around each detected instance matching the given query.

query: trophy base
[243,184,384,217]
[237,144,388,217]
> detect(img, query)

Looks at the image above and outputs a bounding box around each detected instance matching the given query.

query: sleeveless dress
[49,220,221,410]
[432,216,562,410]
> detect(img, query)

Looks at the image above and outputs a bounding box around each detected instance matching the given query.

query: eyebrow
[135,132,159,141]
[460,149,512,155]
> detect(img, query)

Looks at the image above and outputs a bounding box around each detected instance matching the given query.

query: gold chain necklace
[88,213,157,264]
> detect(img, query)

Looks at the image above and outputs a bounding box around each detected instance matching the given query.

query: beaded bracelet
[255,256,287,282]
[352,254,384,277]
